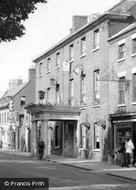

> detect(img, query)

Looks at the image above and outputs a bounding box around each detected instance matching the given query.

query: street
[0,152,136,190]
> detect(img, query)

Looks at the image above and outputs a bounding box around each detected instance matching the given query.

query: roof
[33,12,130,63]
[3,82,28,98]
[108,22,136,41]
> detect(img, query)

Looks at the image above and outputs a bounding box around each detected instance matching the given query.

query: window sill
[80,53,86,59]
[117,58,125,63]
[69,59,74,63]
[131,102,136,105]
[54,146,60,149]
[92,47,99,53]
[118,104,126,107]
[131,53,136,58]
[55,66,60,70]
[93,149,101,152]
[92,101,100,108]
[80,106,87,110]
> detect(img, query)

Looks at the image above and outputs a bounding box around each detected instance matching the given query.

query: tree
[0,0,47,42]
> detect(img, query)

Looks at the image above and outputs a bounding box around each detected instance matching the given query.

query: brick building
[108,22,136,163]
[26,0,136,161]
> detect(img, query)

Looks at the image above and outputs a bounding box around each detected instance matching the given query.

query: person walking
[37,139,45,161]
[125,135,134,167]
[118,137,126,167]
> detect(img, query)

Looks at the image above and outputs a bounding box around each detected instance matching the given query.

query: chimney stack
[71,15,88,33]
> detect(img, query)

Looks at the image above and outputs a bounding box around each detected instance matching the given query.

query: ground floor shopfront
[110,112,136,165]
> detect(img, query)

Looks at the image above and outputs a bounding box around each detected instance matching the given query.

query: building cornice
[33,13,131,63]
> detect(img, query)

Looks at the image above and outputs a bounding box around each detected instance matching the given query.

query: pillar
[41,120,49,157]
[31,121,37,156]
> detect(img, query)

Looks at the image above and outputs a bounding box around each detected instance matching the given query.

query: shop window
[93,29,99,49]
[69,44,74,61]
[55,125,61,147]
[21,96,26,106]
[94,123,100,149]
[119,77,125,104]
[118,43,125,59]
[93,69,100,103]
[81,37,86,56]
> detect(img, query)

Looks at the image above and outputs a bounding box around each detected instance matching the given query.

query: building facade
[108,22,136,163]
[26,0,136,161]
[0,68,36,151]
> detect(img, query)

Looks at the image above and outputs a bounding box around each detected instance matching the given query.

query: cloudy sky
[0,0,119,97]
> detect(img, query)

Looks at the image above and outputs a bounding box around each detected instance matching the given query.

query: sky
[0,0,119,97]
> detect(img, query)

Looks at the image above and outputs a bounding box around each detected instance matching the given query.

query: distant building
[0,68,36,151]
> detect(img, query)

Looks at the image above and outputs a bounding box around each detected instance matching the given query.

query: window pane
[119,77,125,104]
[69,44,74,61]
[132,38,136,54]
[56,52,60,67]
[93,70,100,102]
[81,37,86,55]
[94,29,99,49]
[119,44,125,59]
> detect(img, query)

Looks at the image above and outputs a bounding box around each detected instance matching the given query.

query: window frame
[56,52,60,68]
[81,74,86,104]
[93,69,100,103]
[39,62,43,76]
[69,44,74,62]
[81,36,86,56]
[93,29,99,50]
[132,73,136,102]
[47,57,51,73]
[118,76,126,105]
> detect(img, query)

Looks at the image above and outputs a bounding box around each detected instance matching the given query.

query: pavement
[0,148,136,182]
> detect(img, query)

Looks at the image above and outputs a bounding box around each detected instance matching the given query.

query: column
[31,121,37,156]
[41,120,49,157]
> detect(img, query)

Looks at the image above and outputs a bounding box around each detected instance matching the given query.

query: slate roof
[2,82,28,98]
[108,22,136,41]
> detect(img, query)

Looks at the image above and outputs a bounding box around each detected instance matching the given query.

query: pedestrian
[118,137,126,167]
[125,135,134,167]
[37,139,45,161]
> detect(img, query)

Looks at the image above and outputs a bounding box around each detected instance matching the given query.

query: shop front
[110,112,136,165]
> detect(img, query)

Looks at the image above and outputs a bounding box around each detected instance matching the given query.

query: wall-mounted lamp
[50,78,56,86]
[38,90,45,100]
